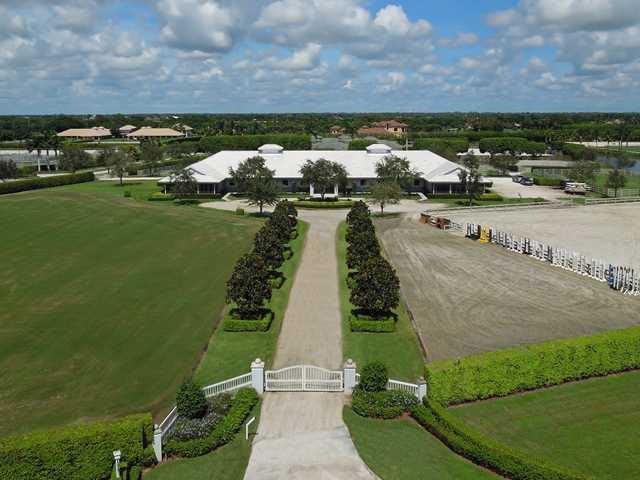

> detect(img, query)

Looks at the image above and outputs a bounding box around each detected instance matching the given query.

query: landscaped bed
[0,181,262,437]
[451,371,640,480]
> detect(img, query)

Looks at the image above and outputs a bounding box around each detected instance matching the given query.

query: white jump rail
[425,200,573,214]
[584,196,640,206]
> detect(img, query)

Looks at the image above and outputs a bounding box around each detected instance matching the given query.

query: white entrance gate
[265,365,343,392]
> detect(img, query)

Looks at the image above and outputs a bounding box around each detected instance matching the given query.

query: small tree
[0,159,18,182]
[369,181,401,215]
[458,154,483,206]
[375,155,420,189]
[140,139,164,174]
[274,200,298,227]
[347,201,370,225]
[572,160,599,184]
[350,256,400,318]
[176,378,207,419]
[173,169,198,196]
[59,144,92,172]
[268,209,293,244]
[346,230,380,271]
[606,169,626,197]
[226,253,272,319]
[489,155,515,176]
[229,156,280,214]
[253,224,285,271]
[299,158,348,199]
[108,150,131,186]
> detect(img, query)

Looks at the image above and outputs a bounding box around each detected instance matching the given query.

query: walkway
[234,207,377,479]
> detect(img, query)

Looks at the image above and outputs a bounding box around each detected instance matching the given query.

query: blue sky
[0,0,639,114]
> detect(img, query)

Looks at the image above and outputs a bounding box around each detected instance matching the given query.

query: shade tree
[226,252,272,319]
[350,256,400,319]
[229,156,280,214]
[299,158,348,199]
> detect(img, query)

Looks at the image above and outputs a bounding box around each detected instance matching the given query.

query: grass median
[336,221,424,381]
[195,221,309,385]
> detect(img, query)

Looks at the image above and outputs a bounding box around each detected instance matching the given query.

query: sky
[1,0,639,114]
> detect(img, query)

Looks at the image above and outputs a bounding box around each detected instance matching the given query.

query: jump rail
[425,201,573,214]
[584,196,640,206]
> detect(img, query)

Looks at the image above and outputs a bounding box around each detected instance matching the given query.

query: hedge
[295,200,354,209]
[425,326,640,406]
[0,171,95,195]
[198,134,310,154]
[427,192,502,201]
[148,192,175,201]
[352,389,418,419]
[0,413,153,480]
[223,310,274,332]
[411,399,590,480]
[533,176,564,187]
[164,388,258,458]
[350,316,395,333]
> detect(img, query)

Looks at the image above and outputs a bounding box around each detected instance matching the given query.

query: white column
[152,424,163,462]
[416,377,427,401]
[343,359,357,393]
[334,183,339,197]
[251,358,265,394]
[309,183,315,196]
[196,183,200,195]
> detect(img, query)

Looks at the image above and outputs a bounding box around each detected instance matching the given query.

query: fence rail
[425,201,571,214]
[387,379,419,396]
[590,185,640,198]
[584,196,640,206]
[202,373,252,398]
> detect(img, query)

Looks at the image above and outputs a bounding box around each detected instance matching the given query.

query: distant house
[329,125,346,136]
[173,123,194,138]
[127,127,184,140]
[357,119,408,137]
[57,126,112,141]
[119,125,138,136]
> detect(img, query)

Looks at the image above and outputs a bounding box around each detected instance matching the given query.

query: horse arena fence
[152,359,426,461]
[462,223,640,297]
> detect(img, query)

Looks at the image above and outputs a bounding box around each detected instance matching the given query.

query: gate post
[416,377,427,401]
[152,424,163,462]
[343,359,357,393]
[251,358,265,394]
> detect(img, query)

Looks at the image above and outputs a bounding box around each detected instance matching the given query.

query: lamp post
[113,450,122,479]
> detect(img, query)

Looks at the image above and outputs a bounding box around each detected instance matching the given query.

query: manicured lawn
[0,182,261,436]
[593,172,640,188]
[145,400,261,480]
[344,407,495,479]
[59,178,163,200]
[452,371,640,479]
[336,221,424,382]
[195,221,309,385]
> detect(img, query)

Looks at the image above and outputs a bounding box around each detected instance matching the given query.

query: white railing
[425,201,570,214]
[387,379,419,396]
[159,406,178,442]
[202,373,252,398]
[590,185,640,198]
[585,196,640,206]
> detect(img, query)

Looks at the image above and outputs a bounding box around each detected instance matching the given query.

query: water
[597,155,640,174]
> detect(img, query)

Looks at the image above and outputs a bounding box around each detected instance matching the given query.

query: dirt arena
[376,216,640,362]
[444,203,640,268]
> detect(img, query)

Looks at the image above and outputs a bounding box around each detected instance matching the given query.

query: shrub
[267,210,293,244]
[411,399,589,480]
[253,224,285,271]
[171,410,223,442]
[123,190,132,198]
[346,201,370,225]
[176,379,208,419]
[209,393,233,415]
[358,361,389,392]
[0,413,152,480]
[165,388,258,458]
[173,198,200,205]
[533,176,563,187]
[295,200,354,209]
[350,256,400,318]
[198,134,310,154]
[0,171,94,195]
[352,389,418,419]
[478,192,502,201]
[148,192,175,201]
[346,229,380,271]
[425,326,640,406]
[350,315,395,333]
[235,207,245,216]
[345,217,375,244]
[223,309,273,332]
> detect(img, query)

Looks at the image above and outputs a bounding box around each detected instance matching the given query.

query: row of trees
[225,201,298,319]
[345,202,400,319]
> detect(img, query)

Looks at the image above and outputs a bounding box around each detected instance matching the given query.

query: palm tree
[26,134,46,172]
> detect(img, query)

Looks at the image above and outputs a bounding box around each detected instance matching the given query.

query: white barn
[160,143,477,195]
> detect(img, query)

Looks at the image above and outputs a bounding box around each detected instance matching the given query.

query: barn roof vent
[258,144,284,154]
[366,143,392,155]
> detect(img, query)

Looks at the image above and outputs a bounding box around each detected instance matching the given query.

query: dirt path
[241,208,377,480]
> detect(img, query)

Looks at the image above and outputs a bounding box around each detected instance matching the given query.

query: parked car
[519,176,534,186]
[511,175,523,183]
[565,182,587,195]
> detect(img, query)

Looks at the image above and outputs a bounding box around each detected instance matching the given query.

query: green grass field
[0,181,261,437]
[452,371,640,479]
[593,171,640,188]
[344,407,495,479]
[336,221,424,382]
[195,221,308,385]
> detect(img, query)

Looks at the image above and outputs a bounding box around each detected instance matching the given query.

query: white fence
[590,185,640,198]
[425,201,571,214]
[464,223,640,296]
[584,196,640,206]
[265,365,343,392]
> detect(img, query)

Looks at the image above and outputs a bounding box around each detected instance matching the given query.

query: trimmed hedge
[148,192,175,201]
[0,413,153,480]
[425,326,640,406]
[352,389,418,419]
[223,310,274,332]
[198,134,310,154]
[164,388,258,458]
[350,315,395,332]
[428,192,503,201]
[533,176,564,187]
[411,399,590,480]
[0,171,95,195]
[295,200,354,209]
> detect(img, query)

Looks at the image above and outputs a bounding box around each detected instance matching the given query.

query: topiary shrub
[124,190,132,198]
[176,379,207,419]
[350,256,400,318]
[352,389,418,419]
[358,361,389,392]
[226,253,272,319]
